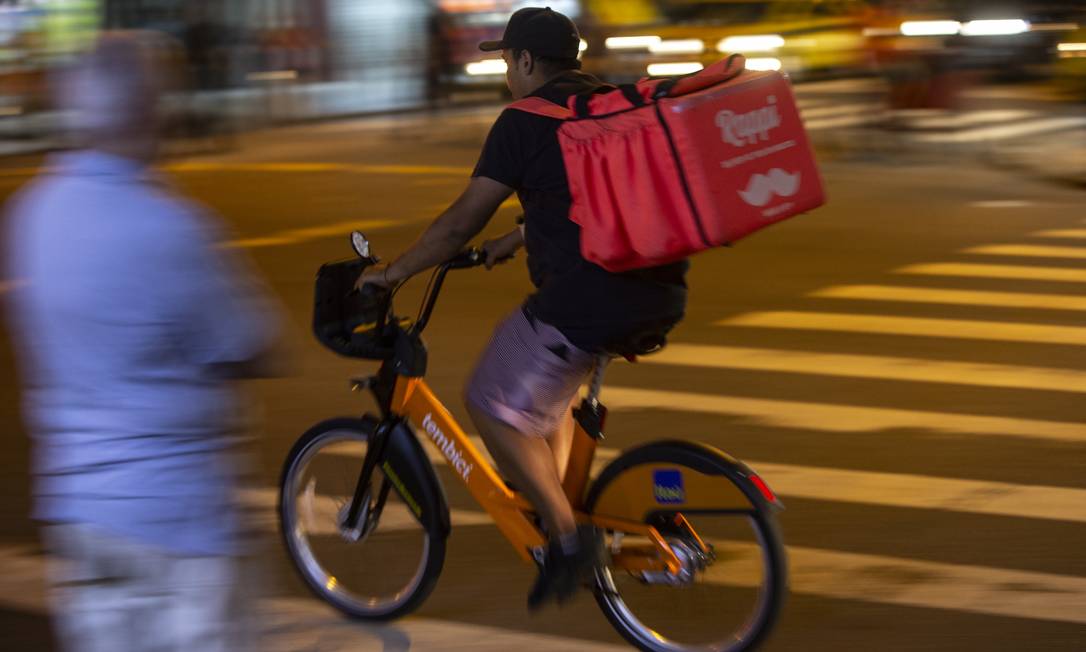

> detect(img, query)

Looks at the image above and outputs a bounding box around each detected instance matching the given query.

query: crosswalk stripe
[5,538,1083,634]
[259,437,1086,524]
[165,162,472,176]
[962,244,1086,260]
[226,219,405,249]
[261,597,632,651]
[716,311,1086,346]
[896,262,1086,283]
[797,98,834,110]
[809,284,1086,311]
[743,462,1086,523]
[799,103,874,119]
[803,114,878,131]
[640,343,1086,393]
[914,116,1086,143]
[1033,229,1086,239]
[0,545,631,651]
[709,543,1086,626]
[601,386,1086,442]
[902,109,1034,129]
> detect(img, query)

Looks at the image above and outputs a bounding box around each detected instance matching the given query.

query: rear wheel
[587,448,787,651]
[279,418,445,620]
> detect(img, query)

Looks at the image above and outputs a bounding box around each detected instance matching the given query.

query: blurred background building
[0,0,1082,149]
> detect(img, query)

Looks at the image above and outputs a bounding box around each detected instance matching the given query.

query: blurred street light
[466,59,507,76]
[647,61,704,76]
[745,57,783,71]
[650,39,705,55]
[961,19,1030,37]
[900,21,962,37]
[606,35,662,50]
[717,35,785,53]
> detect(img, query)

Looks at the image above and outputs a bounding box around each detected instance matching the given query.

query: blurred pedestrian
[2,31,282,652]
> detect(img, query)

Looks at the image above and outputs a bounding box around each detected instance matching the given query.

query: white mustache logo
[737,168,801,207]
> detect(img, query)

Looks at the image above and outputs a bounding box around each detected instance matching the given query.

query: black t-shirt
[473,71,688,354]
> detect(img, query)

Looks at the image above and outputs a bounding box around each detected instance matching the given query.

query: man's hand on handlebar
[481,227,524,270]
[355,262,396,291]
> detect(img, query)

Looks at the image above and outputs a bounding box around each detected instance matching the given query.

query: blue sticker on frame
[653,469,685,504]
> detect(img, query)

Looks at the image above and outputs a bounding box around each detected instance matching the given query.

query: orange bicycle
[278,233,787,651]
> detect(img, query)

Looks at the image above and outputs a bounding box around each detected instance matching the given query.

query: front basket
[312,258,390,359]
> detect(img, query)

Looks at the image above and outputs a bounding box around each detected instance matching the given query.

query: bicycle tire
[586,441,788,652]
[279,417,446,620]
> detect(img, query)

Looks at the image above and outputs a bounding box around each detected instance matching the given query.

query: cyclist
[358,6,688,609]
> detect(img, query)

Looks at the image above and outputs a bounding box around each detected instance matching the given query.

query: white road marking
[706,543,1086,626]
[226,219,404,249]
[905,109,1034,130]
[799,103,875,120]
[0,545,631,651]
[914,116,1086,143]
[896,262,1086,283]
[260,440,1086,525]
[796,98,834,110]
[803,114,879,131]
[796,78,888,94]
[601,386,1086,442]
[962,244,1086,260]
[717,311,1086,346]
[809,284,1086,312]
[640,343,1086,393]
[1033,229,1086,239]
[260,597,633,651]
[969,200,1034,208]
[166,161,472,176]
[744,462,1086,523]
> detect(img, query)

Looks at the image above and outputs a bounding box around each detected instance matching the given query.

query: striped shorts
[466,307,597,438]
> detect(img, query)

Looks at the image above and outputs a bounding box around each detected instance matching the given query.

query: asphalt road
[0,79,1084,651]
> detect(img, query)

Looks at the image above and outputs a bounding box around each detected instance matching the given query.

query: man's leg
[464,307,604,608]
[44,523,160,652]
[545,398,579,483]
[164,555,247,652]
[467,402,577,537]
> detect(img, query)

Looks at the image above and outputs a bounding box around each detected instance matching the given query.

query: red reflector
[749,474,778,504]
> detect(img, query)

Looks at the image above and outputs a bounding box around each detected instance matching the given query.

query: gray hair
[57,31,179,138]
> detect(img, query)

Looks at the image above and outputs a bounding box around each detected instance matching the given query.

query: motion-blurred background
[1,2,1084,651]
[0,0,1083,148]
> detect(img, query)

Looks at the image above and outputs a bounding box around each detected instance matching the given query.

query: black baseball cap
[479,7,581,59]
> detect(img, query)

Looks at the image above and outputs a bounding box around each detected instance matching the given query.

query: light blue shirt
[4,151,278,556]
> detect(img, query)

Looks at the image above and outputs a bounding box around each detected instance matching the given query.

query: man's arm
[360,176,513,287]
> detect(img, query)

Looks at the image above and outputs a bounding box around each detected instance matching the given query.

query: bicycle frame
[336,248,727,575]
[388,374,685,573]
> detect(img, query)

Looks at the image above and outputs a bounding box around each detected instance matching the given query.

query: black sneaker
[527,525,606,611]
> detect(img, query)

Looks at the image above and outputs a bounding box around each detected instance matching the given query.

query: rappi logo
[715,95,781,147]
[738,168,802,207]
[422,413,473,481]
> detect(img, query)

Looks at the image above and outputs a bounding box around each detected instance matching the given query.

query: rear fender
[586,440,781,523]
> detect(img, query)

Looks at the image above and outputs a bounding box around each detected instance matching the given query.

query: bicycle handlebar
[403,247,485,336]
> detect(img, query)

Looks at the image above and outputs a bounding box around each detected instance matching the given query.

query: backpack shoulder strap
[507,97,574,120]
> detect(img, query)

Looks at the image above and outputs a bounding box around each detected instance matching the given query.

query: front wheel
[587,441,788,652]
[278,418,446,620]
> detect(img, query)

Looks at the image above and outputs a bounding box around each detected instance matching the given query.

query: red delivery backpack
[509,54,825,272]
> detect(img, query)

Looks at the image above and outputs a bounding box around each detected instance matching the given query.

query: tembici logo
[653,469,685,505]
[422,413,473,481]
